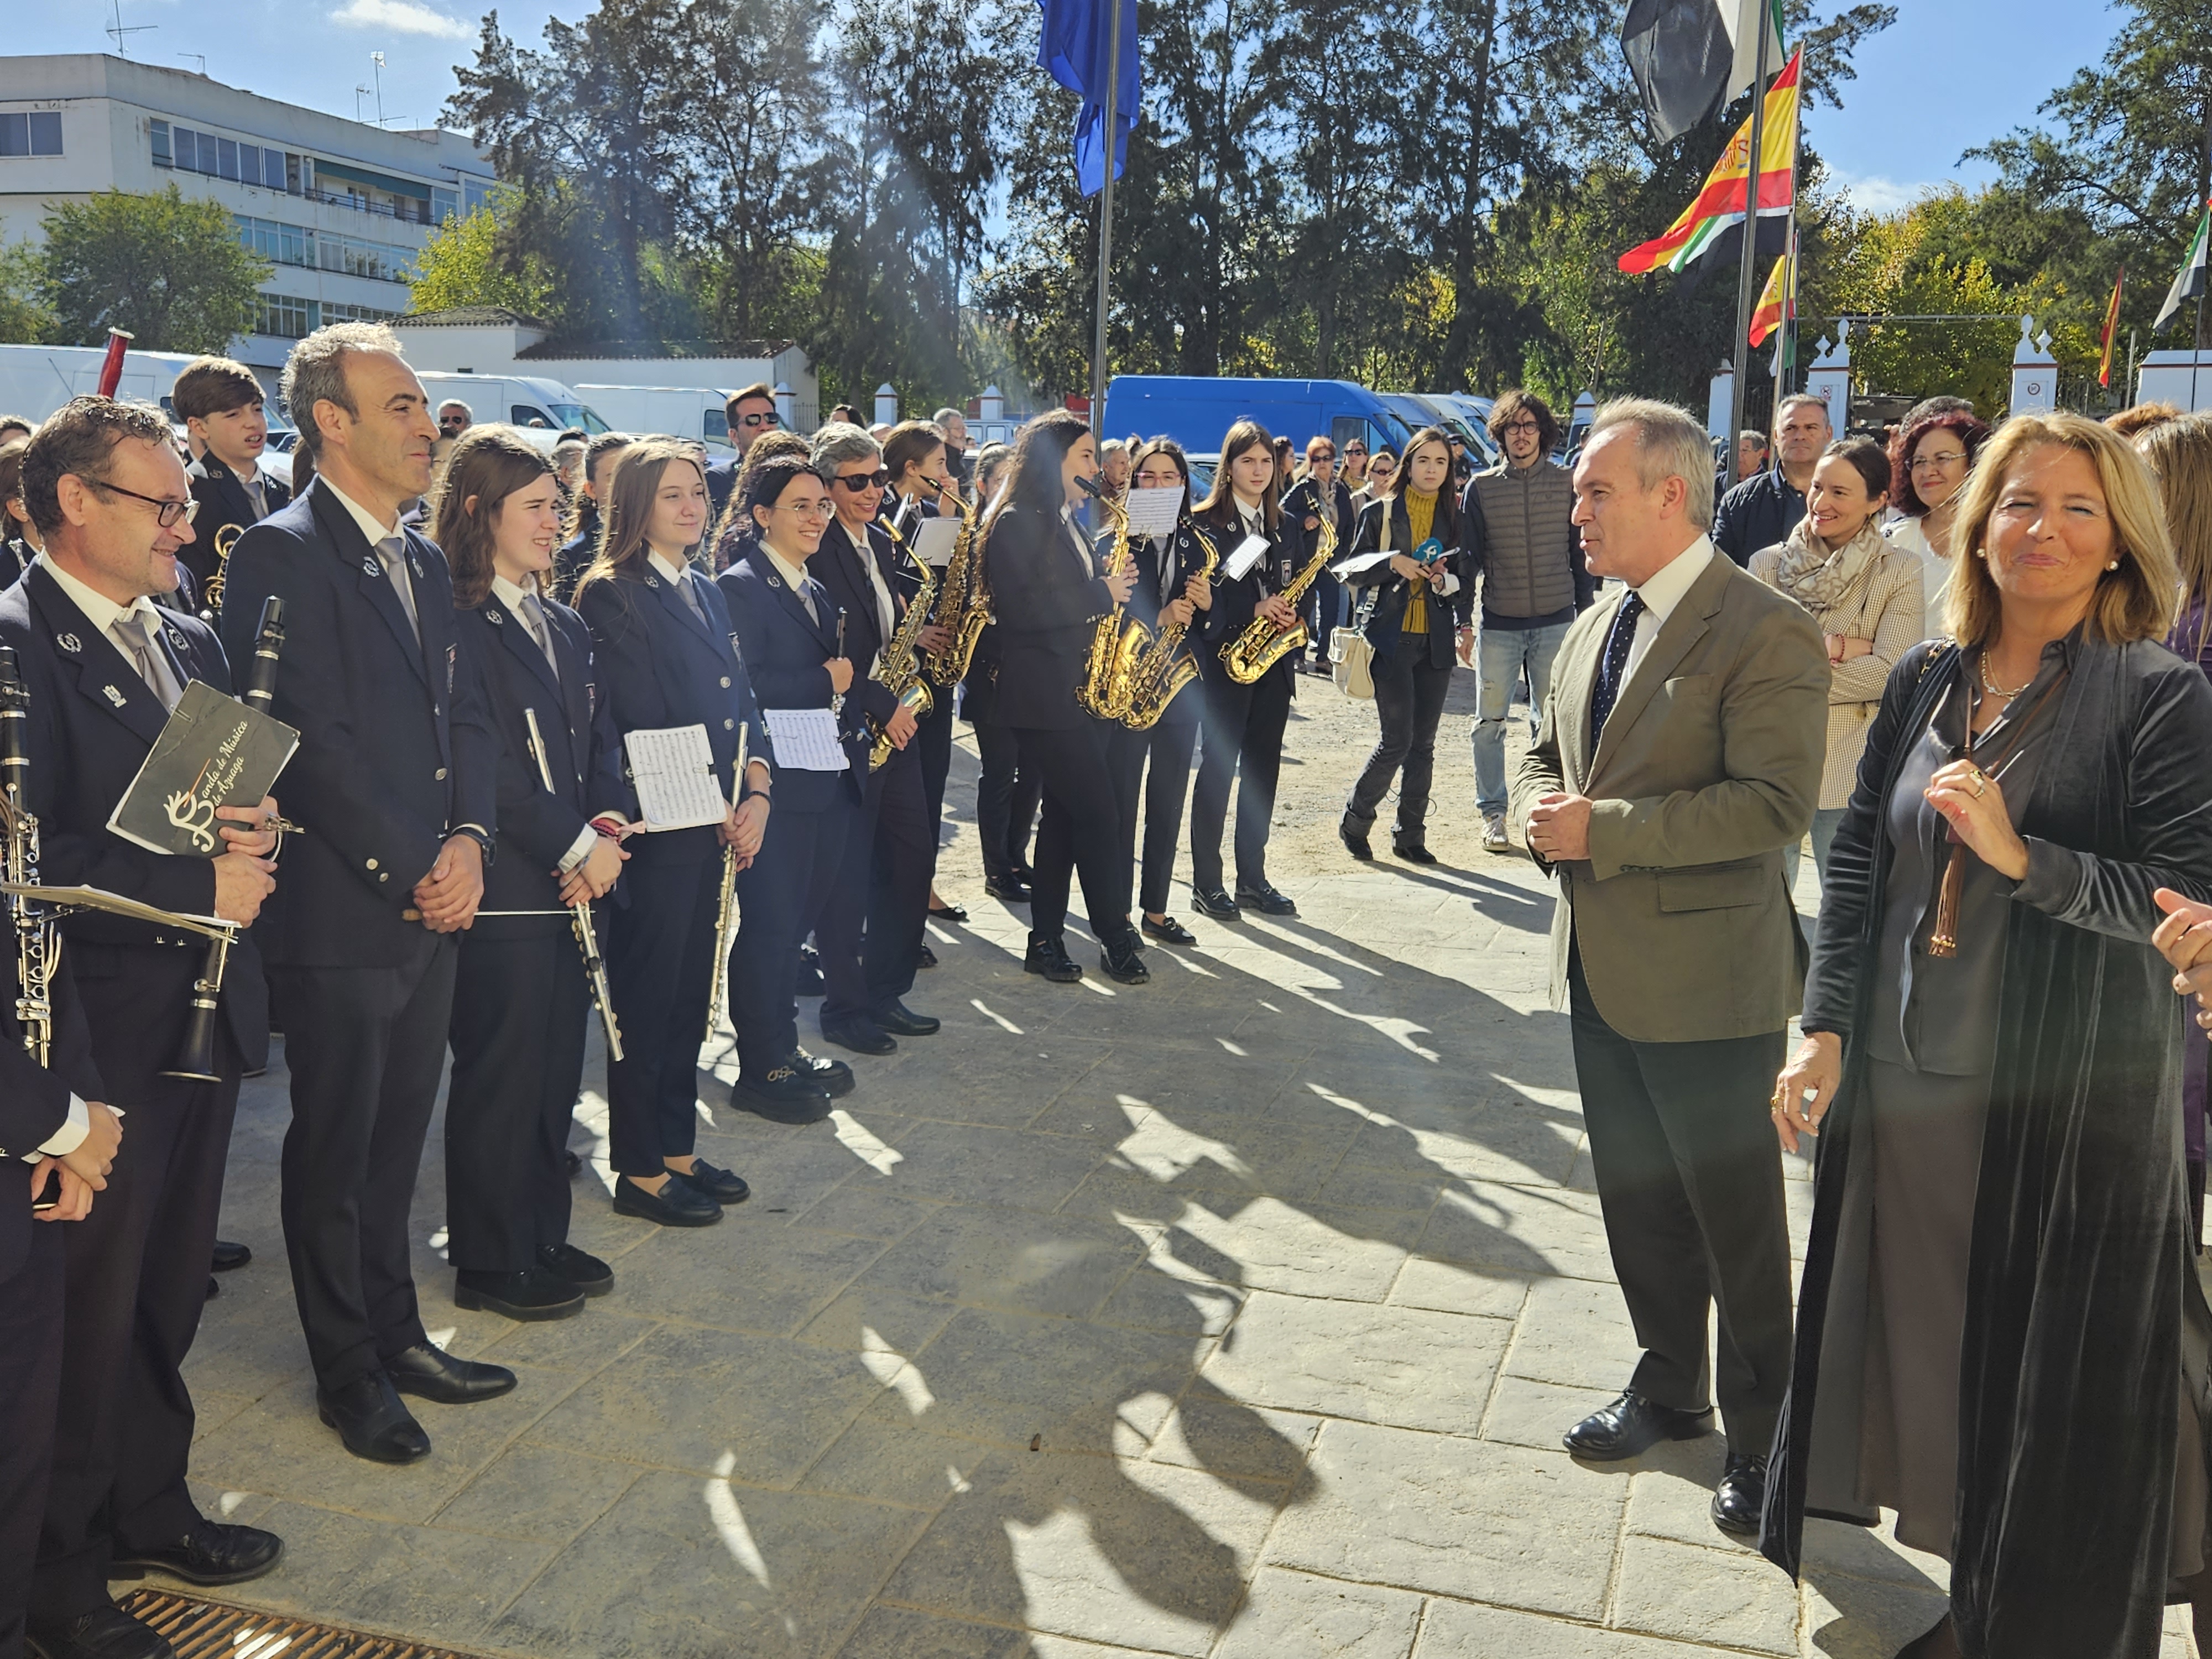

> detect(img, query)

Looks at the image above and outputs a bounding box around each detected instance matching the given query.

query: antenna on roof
[176,53,206,75]
[106,0,156,56]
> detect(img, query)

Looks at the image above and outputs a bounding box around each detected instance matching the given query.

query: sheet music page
[1221,533,1271,581]
[623,723,727,830]
[763,707,851,771]
[1329,548,1399,577]
[912,517,962,567]
[1121,487,1183,540]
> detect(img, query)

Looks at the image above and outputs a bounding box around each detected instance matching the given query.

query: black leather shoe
[315,1373,430,1464]
[928,900,969,922]
[1023,933,1082,982]
[732,1065,833,1125]
[1235,882,1299,916]
[984,874,1034,904]
[210,1239,251,1272]
[25,1605,177,1659]
[387,1342,517,1404]
[674,1158,751,1204]
[454,1267,584,1322]
[1710,1452,1769,1538]
[1140,914,1196,945]
[1563,1390,1714,1460]
[112,1517,284,1586]
[613,1172,724,1223]
[873,1000,940,1036]
[539,1241,613,1296]
[1101,932,1150,984]
[1190,885,1239,921]
[821,1013,896,1055]
[1339,823,1373,860]
[792,1046,854,1097]
[1392,839,1438,865]
[917,943,938,968]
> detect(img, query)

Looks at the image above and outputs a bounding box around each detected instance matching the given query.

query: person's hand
[1162,597,1196,628]
[211,851,277,925]
[885,702,919,748]
[1184,573,1212,612]
[1257,594,1297,628]
[559,834,627,905]
[1772,1030,1843,1154]
[1525,791,1594,862]
[2153,889,2212,1028]
[1303,514,1321,532]
[30,1159,94,1222]
[1925,759,2028,881]
[215,796,281,858]
[1825,634,1872,662]
[413,834,485,933]
[59,1100,122,1190]
[916,623,953,653]
[825,656,855,694]
[1455,625,1476,667]
[1106,566,1138,606]
[1389,554,1425,582]
[725,794,769,866]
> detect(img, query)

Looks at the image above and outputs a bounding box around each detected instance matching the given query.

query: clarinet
[0,646,55,1070]
[164,596,282,1083]
[523,706,625,1063]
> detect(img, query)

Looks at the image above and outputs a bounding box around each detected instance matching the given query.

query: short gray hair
[437,398,474,420]
[931,407,963,428]
[1587,398,1715,528]
[282,321,404,458]
[1775,392,1830,429]
[811,421,882,475]
[1099,438,1129,461]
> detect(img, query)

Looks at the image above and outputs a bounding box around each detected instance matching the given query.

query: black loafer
[1563,1390,1714,1460]
[210,1239,251,1272]
[315,1372,430,1464]
[1101,933,1150,984]
[386,1341,518,1404]
[1235,882,1298,916]
[454,1267,584,1322]
[820,1014,895,1055]
[1392,840,1438,865]
[792,1046,854,1097]
[674,1157,751,1204]
[928,900,969,922]
[917,943,938,969]
[873,1000,940,1036]
[1339,825,1373,860]
[25,1605,177,1659]
[112,1517,284,1587]
[1023,933,1082,983]
[1190,885,1239,921]
[1710,1452,1768,1538]
[539,1241,613,1296]
[984,875,1034,904]
[613,1172,724,1223]
[1140,914,1196,945]
[732,1065,833,1124]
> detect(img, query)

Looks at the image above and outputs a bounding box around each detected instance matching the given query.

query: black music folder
[105,680,300,858]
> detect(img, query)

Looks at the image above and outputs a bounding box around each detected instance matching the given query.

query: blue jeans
[1470,621,1572,815]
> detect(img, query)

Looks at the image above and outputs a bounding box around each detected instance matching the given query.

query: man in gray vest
[1458,389,1592,852]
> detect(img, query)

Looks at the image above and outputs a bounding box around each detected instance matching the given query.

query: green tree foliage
[0,242,54,345]
[39,186,268,353]
[407,187,555,318]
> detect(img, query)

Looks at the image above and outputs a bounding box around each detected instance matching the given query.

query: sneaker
[1482,812,1511,853]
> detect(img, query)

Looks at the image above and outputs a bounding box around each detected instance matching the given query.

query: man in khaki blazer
[1512,398,1827,1541]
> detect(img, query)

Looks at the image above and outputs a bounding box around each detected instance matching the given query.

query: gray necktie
[794,575,819,627]
[519,591,560,681]
[377,535,420,641]
[114,613,182,711]
[675,569,708,625]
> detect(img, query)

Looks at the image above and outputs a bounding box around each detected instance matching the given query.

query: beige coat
[1512,552,1828,1043]
[1748,540,1926,808]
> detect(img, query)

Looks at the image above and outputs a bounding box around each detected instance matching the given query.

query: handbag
[1331,501,1385,700]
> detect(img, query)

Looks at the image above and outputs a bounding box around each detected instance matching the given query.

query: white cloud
[330,0,474,39]
[1830,173,1944,217]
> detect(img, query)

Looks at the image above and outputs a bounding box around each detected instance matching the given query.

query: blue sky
[27,0,2127,217]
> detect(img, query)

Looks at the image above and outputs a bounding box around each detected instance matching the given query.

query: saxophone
[1221,500,1337,685]
[199,523,243,623]
[922,478,990,686]
[1074,479,1152,722]
[868,539,937,772]
[1121,520,1222,731]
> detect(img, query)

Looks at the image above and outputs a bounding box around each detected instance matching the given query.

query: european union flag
[1036,0,1139,197]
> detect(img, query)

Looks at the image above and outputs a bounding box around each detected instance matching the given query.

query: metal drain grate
[120,1590,493,1659]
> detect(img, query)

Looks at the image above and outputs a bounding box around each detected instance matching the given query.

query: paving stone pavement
[175,674,2201,1658]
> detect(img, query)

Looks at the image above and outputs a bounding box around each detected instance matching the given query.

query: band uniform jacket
[184,454,290,591]
[717,545,870,808]
[0,565,270,1071]
[1509,549,1827,1044]
[1098,523,1208,634]
[574,559,764,872]
[1340,495,1473,671]
[0,900,104,1281]
[810,519,907,737]
[455,587,631,942]
[982,506,1115,731]
[216,483,499,968]
[1191,502,1300,691]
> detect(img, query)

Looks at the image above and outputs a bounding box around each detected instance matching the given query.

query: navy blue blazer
[810,518,910,732]
[1094,523,1208,632]
[0,564,270,1068]
[184,453,290,589]
[0,983,99,1276]
[1192,502,1299,690]
[216,481,499,968]
[983,506,1114,732]
[455,587,632,940]
[575,556,764,870]
[716,545,868,811]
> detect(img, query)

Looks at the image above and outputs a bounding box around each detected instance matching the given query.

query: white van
[410,372,612,441]
[0,342,209,424]
[573,385,743,452]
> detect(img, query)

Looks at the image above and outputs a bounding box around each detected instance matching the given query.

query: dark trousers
[1,1225,62,1659]
[1568,951,1794,1454]
[1345,648,1454,841]
[1018,721,1128,944]
[972,717,1041,881]
[917,690,954,867]
[1189,659,1291,893]
[446,932,585,1272]
[1108,706,1201,917]
[280,931,456,1391]
[606,855,721,1178]
[35,990,239,1621]
[1305,568,1345,664]
[821,749,932,1022]
[733,799,852,1076]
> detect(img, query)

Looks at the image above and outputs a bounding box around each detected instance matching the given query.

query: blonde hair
[572,438,706,603]
[1944,411,2178,648]
[2135,413,2212,617]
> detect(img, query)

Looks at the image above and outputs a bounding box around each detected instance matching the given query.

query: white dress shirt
[761,545,820,627]
[842,521,896,670]
[1620,535,1717,687]
[39,554,185,698]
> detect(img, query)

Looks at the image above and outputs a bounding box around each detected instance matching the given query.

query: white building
[0,53,496,397]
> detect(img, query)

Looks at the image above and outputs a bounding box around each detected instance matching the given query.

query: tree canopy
[39,186,269,354]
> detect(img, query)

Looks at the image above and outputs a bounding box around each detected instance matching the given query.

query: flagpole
[1725,2,1775,485]
[1088,0,1122,441]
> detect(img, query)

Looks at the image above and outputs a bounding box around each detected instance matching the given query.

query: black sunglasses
[833,469,891,491]
[739,410,781,429]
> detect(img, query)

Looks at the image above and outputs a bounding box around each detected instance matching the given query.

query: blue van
[1101,376,1419,459]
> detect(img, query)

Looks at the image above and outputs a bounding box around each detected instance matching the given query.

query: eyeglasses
[833,469,891,491]
[739,411,781,429]
[89,479,199,528]
[1503,419,1542,435]
[1910,452,1968,472]
[1369,460,1397,476]
[773,499,833,519]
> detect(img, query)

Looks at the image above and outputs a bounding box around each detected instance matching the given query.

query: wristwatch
[450,823,496,867]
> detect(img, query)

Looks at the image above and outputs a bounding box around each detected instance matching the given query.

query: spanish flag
[2097,267,2124,388]
[1749,244,1793,347]
[1619,48,1801,276]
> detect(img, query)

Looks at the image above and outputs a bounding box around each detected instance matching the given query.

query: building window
[0,112,64,157]
[254,294,315,338]
[322,300,400,325]
[431,185,457,225]
[150,118,171,166]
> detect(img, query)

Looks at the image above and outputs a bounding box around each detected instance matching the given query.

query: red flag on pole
[2098,268,2124,389]
[95,327,133,399]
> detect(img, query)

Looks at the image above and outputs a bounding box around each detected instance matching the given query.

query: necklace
[1978,652,2032,700]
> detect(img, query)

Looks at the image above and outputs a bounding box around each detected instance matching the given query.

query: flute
[524,705,624,1063]
[703,722,747,1044]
